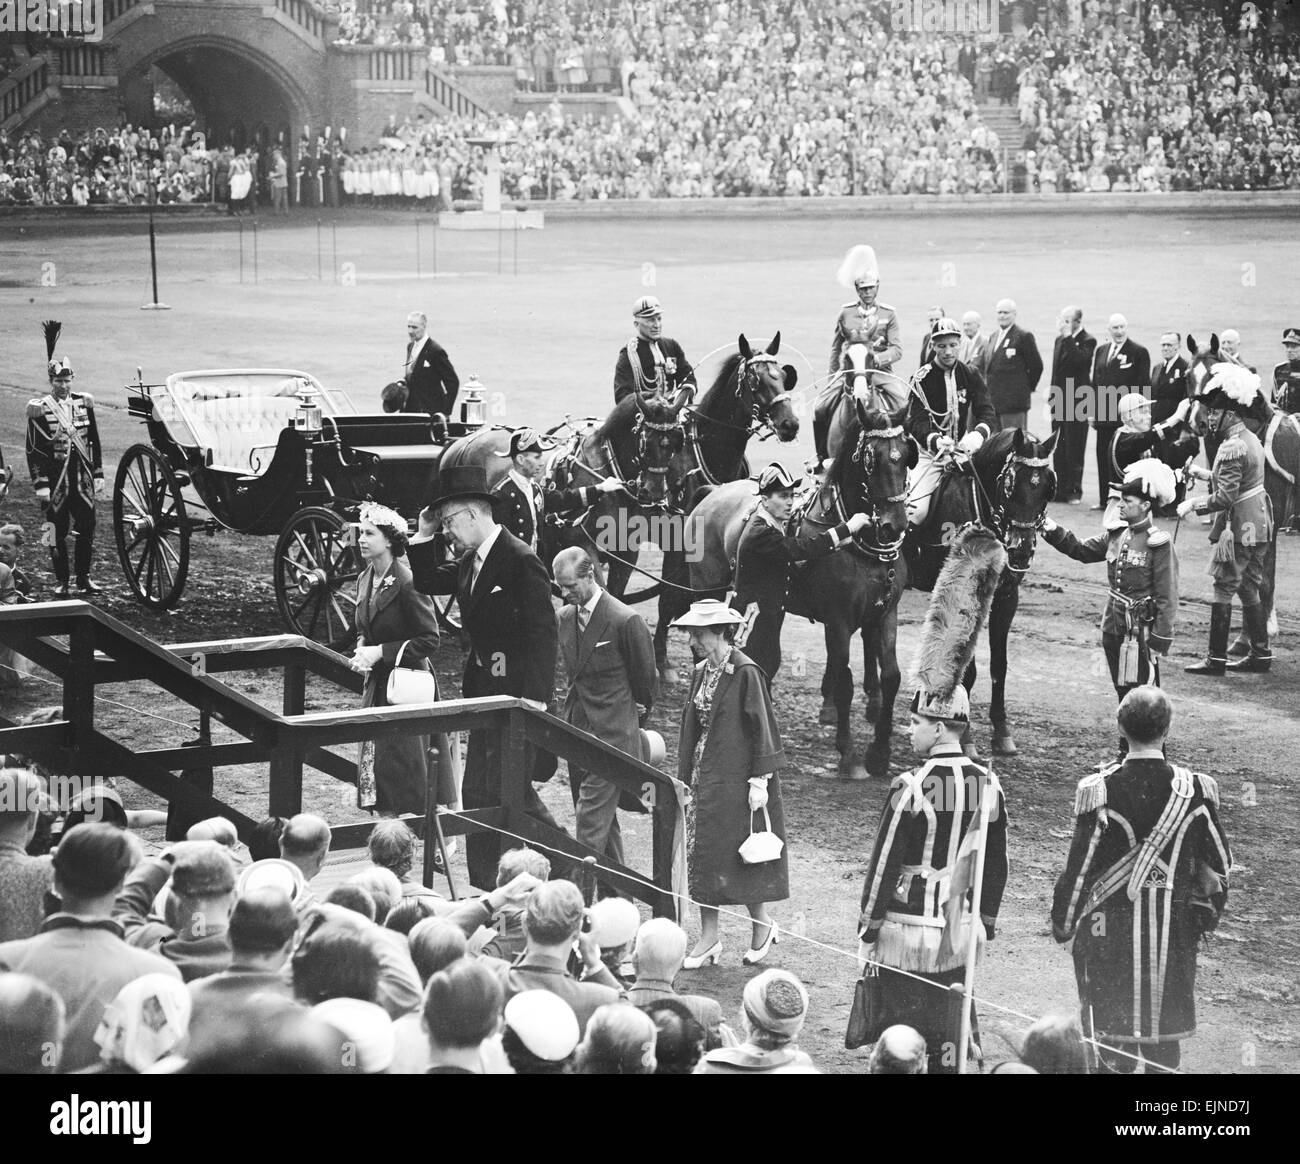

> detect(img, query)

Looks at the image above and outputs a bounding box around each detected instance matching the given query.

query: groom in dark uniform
[612,295,696,405]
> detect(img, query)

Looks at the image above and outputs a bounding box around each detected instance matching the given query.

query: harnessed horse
[686,400,912,779]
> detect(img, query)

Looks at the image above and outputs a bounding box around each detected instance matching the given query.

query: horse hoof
[864,746,890,779]
[991,731,1018,757]
[962,740,982,761]
[840,758,870,782]
[818,703,837,726]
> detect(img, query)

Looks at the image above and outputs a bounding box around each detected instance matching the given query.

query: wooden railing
[0,60,50,127]
[426,67,491,120]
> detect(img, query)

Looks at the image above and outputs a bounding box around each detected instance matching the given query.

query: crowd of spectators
[0,770,1089,1074]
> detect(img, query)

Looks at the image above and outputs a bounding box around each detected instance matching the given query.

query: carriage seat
[176,391,304,476]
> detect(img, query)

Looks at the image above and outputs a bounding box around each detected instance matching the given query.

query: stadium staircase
[979,100,1025,154]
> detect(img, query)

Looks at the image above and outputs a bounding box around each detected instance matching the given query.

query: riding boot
[1185,602,1231,676]
[1226,603,1272,673]
[1227,626,1251,658]
[50,542,69,586]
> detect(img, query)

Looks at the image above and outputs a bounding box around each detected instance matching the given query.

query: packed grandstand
[2,0,1298,205]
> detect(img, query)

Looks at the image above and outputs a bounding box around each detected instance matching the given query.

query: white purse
[738,806,784,865]
[385,640,439,705]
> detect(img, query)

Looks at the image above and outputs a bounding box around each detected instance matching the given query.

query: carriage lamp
[294,381,323,434]
[461,374,486,429]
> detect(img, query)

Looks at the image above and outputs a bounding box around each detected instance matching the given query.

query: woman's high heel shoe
[683,941,723,969]
[742,922,779,966]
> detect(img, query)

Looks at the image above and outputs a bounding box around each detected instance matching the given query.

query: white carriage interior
[160,371,355,476]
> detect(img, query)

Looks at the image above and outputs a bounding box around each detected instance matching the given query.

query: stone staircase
[979,100,1025,155]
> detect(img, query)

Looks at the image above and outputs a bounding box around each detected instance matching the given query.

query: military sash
[42,395,95,507]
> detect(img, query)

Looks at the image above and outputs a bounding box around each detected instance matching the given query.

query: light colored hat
[312,998,395,1073]
[587,897,642,950]
[671,599,745,629]
[237,858,307,904]
[910,683,971,724]
[1118,392,1152,426]
[837,244,880,289]
[358,501,408,535]
[930,316,963,342]
[639,728,666,766]
[632,295,662,319]
[756,462,801,495]
[1121,459,1177,508]
[93,973,192,1071]
[743,969,809,1039]
[504,990,580,1061]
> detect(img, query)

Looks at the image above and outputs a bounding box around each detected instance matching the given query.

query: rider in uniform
[25,322,104,597]
[612,295,696,405]
[731,462,869,685]
[903,317,997,529]
[492,428,622,556]
[1041,461,1180,721]
[1178,367,1274,676]
[1103,393,1199,525]
[1273,327,1300,414]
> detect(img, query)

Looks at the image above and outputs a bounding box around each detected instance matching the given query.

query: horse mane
[595,395,640,440]
[698,352,744,411]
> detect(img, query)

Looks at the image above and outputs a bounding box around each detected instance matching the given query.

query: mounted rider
[1274,326,1300,415]
[612,295,697,406]
[904,317,997,530]
[814,245,903,467]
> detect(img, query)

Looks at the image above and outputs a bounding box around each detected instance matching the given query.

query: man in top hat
[816,245,903,465]
[1177,366,1274,676]
[408,465,561,889]
[25,322,104,596]
[493,428,623,555]
[904,317,997,530]
[402,311,460,418]
[613,296,696,405]
[1042,461,1180,719]
[1100,393,1199,526]
[1090,314,1150,510]
[1273,327,1300,414]
[1052,686,1230,1075]
[552,545,657,886]
[733,463,869,685]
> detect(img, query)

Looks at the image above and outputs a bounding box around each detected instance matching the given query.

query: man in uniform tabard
[1273,326,1300,415]
[25,322,104,596]
[612,296,696,405]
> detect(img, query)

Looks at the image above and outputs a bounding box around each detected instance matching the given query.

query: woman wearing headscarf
[86,973,191,1073]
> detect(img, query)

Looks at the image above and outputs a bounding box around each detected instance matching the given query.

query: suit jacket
[918,334,935,370]
[493,949,622,1035]
[982,323,1044,415]
[408,527,557,703]
[558,589,656,759]
[627,976,726,1049]
[1092,337,1151,427]
[403,335,459,417]
[960,331,991,374]
[1149,354,1191,424]
[1050,327,1097,422]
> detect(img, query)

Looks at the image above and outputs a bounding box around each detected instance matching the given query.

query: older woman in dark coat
[673,600,788,969]
[350,503,452,816]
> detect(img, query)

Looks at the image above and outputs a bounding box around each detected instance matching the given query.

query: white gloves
[1041,515,1057,533]
[1175,499,1197,518]
[35,487,50,502]
[747,776,770,812]
[957,431,985,454]
[596,477,624,494]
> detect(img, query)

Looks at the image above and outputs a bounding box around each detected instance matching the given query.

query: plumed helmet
[1196,362,1260,413]
[930,316,963,342]
[48,357,74,380]
[837,244,880,290]
[1120,459,1177,508]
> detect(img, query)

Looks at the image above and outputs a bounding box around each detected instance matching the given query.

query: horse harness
[684,350,795,487]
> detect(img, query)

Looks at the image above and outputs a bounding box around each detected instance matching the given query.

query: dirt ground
[0,206,1296,1074]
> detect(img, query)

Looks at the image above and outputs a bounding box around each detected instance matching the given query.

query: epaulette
[876,301,895,312]
[1074,767,1114,815]
[77,391,93,406]
[1194,771,1221,808]
[1217,436,1246,461]
[841,301,858,309]
[1147,527,1170,547]
[916,362,934,380]
[26,398,44,414]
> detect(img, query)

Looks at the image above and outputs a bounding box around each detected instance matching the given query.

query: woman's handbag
[386,641,439,705]
[737,806,784,865]
[844,964,885,1049]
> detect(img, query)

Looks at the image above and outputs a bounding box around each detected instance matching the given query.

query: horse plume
[910,526,1007,702]
[42,320,62,361]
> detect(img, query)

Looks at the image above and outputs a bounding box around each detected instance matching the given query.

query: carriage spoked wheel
[273,507,362,651]
[113,444,191,610]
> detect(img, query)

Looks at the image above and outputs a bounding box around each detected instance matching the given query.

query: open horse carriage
[113,368,475,647]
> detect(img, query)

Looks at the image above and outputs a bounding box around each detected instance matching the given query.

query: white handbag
[385,641,439,705]
[738,806,784,865]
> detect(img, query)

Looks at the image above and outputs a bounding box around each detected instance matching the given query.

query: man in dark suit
[917,305,944,369]
[1049,306,1097,503]
[1150,331,1192,425]
[982,298,1043,431]
[959,311,990,373]
[553,546,656,878]
[408,465,559,889]
[627,918,728,1049]
[403,310,459,417]
[1091,313,1151,509]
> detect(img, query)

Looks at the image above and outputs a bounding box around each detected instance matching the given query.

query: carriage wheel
[273,507,361,650]
[113,443,191,610]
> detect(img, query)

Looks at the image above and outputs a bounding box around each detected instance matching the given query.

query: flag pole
[956,758,994,1075]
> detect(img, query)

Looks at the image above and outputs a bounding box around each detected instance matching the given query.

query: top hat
[427,464,500,512]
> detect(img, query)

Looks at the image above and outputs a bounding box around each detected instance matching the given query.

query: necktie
[406,341,414,377]
[578,606,590,634]
[468,554,481,595]
[1111,344,1119,363]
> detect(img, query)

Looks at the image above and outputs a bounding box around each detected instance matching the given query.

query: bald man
[402,311,459,417]
[959,311,990,372]
[981,298,1043,432]
[1090,315,1150,510]
[1218,329,1254,373]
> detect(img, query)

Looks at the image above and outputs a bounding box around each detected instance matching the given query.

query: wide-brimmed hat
[236,858,307,905]
[427,464,499,512]
[671,599,745,629]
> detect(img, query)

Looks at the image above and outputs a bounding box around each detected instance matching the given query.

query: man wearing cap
[409,466,560,889]
[1049,306,1096,503]
[613,296,696,405]
[982,298,1044,434]
[1177,368,1274,675]
[857,683,1008,1075]
[26,322,104,596]
[732,462,869,682]
[1090,314,1150,510]
[816,245,903,465]
[553,546,656,881]
[1042,462,1180,714]
[1273,328,1300,414]
[494,429,622,555]
[1101,393,1199,526]
[904,318,997,530]
[402,310,459,417]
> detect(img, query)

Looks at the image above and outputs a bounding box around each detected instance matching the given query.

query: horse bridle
[842,422,909,561]
[631,407,684,504]
[976,448,1057,574]
[684,351,795,487]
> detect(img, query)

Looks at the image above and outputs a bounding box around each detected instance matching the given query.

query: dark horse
[858,427,1060,758]
[652,332,801,679]
[1186,333,1299,647]
[687,399,912,778]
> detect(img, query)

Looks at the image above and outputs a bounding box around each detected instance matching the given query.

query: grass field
[1,205,1297,1074]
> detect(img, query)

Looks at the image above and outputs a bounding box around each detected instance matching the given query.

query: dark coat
[493,473,598,554]
[1092,337,1151,426]
[1149,354,1191,425]
[677,650,787,905]
[356,557,443,814]
[905,359,998,451]
[613,337,695,404]
[982,323,1044,416]
[403,335,459,417]
[1050,327,1097,420]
